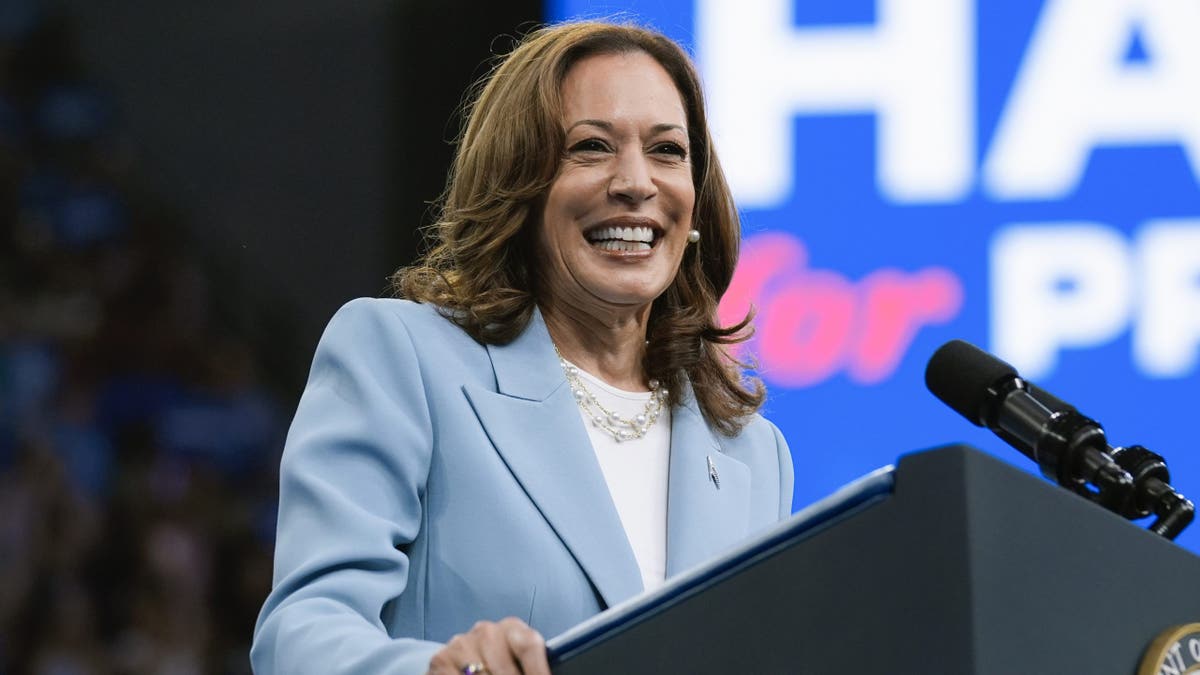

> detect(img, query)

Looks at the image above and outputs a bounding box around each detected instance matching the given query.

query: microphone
[924,340,1193,539]
[925,339,1133,511]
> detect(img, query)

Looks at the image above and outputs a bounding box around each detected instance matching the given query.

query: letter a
[985,0,1200,199]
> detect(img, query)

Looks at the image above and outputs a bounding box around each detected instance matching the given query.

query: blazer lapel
[462,309,644,608]
[664,390,751,576]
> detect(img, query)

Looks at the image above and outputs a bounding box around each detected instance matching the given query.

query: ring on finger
[461,663,489,675]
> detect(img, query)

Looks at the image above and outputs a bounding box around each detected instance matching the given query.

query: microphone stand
[1108,445,1195,540]
[1024,387,1195,540]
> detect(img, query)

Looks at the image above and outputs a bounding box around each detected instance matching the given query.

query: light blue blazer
[251,298,794,674]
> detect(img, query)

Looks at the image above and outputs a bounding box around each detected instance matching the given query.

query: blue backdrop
[549,0,1200,555]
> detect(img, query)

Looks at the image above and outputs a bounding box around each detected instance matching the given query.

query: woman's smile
[583,217,664,254]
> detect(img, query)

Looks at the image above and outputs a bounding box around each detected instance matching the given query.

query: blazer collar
[489,307,564,401]
[465,307,644,607]
[467,308,752,600]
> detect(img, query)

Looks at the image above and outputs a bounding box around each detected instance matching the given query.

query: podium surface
[547,446,1200,674]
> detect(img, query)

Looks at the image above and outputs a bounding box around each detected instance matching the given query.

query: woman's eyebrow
[566,119,686,134]
[566,119,613,132]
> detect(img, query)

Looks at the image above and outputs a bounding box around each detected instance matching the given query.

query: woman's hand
[426,617,551,675]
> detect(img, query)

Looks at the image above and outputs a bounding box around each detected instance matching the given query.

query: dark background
[55,0,542,374]
[0,1,539,672]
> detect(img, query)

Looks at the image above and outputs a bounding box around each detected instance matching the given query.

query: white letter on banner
[696,0,974,208]
[990,224,1133,378]
[984,0,1200,200]
[1134,220,1200,378]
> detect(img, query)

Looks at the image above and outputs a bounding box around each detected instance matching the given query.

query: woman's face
[537,50,695,319]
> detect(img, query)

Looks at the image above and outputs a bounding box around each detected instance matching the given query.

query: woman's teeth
[595,240,652,251]
[586,226,656,251]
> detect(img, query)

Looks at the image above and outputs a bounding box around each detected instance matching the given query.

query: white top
[566,363,670,592]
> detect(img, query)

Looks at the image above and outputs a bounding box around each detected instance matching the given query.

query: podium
[546,445,1200,674]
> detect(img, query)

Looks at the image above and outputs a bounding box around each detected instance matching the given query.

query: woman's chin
[585,281,671,310]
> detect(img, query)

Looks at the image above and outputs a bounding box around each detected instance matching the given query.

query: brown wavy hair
[392,20,763,435]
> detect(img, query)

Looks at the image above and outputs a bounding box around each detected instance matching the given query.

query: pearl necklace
[557,353,667,443]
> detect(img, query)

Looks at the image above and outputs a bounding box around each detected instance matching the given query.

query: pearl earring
[687,229,701,243]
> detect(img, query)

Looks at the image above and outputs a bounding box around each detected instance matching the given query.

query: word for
[719,233,962,387]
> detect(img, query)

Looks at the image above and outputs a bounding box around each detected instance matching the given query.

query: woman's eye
[654,142,688,159]
[569,139,610,153]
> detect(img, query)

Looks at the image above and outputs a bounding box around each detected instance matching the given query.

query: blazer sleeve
[251,299,441,674]
[772,420,795,520]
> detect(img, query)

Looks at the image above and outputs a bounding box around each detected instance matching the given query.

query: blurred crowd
[2,5,289,674]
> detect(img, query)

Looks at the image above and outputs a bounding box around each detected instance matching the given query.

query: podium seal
[1139,623,1200,675]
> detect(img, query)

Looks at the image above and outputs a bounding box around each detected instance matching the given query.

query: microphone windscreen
[924,339,1018,426]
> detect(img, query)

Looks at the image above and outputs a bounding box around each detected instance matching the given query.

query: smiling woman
[252,20,795,675]
[395,22,759,428]
[537,50,697,363]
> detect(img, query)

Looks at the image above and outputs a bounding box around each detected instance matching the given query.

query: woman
[251,21,794,675]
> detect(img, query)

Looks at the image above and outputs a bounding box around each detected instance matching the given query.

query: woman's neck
[540,300,651,392]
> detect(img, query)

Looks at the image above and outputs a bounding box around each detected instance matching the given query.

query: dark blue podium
[547,445,1200,674]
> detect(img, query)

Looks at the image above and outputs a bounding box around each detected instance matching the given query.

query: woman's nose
[608,152,657,202]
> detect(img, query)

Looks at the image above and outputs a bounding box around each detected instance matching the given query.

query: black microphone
[925,340,1194,539]
[924,340,1134,512]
